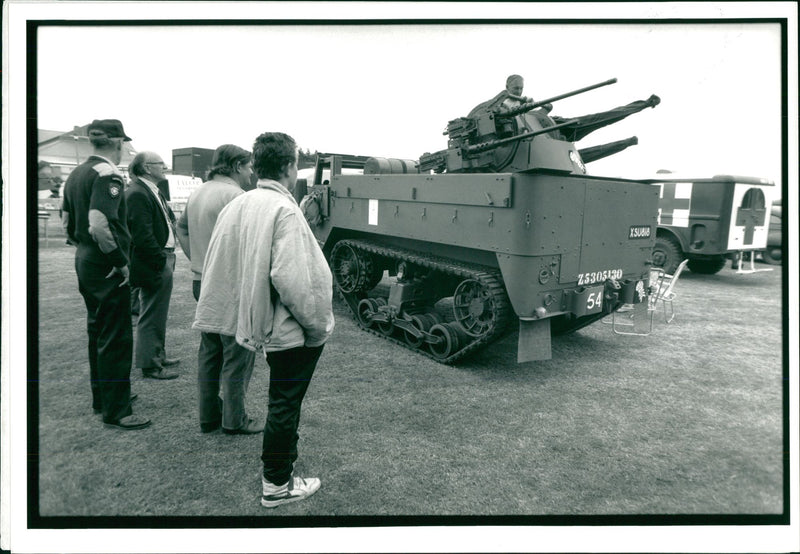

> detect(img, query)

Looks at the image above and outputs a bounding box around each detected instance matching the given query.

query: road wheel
[356,298,379,328]
[331,243,365,294]
[403,314,434,348]
[652,236,682,275]
[687,257,727,274]
[376,318,394,336]
[428,323,463,360]
[761,247,781,265]
[331,242,382,294]
[370,298,394,335]
[452,279,498,337]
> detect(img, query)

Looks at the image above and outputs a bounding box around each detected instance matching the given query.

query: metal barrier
[38,210,51,246]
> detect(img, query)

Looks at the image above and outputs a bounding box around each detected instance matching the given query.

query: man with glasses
[38,160,56,199]
[126,152,181,380]
[61,119,150,430]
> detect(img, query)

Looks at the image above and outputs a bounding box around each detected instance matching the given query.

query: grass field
[34,227,785,519]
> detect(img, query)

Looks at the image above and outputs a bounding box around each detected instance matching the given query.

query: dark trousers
[131,287,140,315]
[198,332,256,430]
[261,344,324,486]
[75,252,134,424]
[134,252,175,369]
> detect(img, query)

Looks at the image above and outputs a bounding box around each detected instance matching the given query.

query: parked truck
[644,173,776,274]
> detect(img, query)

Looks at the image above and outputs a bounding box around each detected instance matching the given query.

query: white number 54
[587,291,603,311]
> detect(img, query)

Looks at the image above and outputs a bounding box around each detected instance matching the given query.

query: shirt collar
[139,176,161,197]
[211,175,239,187]
[256,179,296,203]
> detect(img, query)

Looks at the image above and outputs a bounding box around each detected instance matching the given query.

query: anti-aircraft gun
[303,78,661,364]
[420,78,643,175]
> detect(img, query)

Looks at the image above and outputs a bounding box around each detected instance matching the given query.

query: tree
[298,148,317,170]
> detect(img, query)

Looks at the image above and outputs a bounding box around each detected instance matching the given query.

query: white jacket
[192,179,334,352]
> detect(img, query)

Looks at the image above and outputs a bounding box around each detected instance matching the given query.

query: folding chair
[734,250,773,274]
[611,259,688,335]
[651,258,688,323]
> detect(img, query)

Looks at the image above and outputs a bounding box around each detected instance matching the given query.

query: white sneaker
[261,475,321,508]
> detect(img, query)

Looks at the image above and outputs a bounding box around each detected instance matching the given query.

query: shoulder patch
[108,180,122,198]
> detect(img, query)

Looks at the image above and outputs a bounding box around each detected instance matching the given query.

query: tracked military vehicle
[301,79,661,363]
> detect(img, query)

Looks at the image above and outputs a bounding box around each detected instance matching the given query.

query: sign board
[726,183,774,250]
[165,174,203,210]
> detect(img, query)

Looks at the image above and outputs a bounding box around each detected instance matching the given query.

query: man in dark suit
[126,151,180,379]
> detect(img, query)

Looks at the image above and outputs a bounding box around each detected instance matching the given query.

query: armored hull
[308,157,659,363]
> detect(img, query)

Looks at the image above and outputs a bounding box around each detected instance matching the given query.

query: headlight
[569,150,586,173]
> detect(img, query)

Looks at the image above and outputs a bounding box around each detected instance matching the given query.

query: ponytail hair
[208,144,251,180]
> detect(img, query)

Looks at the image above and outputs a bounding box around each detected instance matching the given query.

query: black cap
[87,119,132,141]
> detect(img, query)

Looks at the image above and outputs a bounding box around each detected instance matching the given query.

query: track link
[331,239,513,364]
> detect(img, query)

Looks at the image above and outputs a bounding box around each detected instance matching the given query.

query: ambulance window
[741,188,765,210]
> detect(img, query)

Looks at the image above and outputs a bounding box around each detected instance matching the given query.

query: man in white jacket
[193,132,334,508]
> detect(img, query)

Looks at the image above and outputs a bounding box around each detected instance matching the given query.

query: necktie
[156,190,176,247]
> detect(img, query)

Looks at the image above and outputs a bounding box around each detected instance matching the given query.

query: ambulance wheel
[687,257,727,274]
[761,247,781,265]
[652,236,682,275]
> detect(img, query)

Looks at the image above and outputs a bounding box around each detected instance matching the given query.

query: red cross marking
[659,183,691,225]
[735,188,767,245]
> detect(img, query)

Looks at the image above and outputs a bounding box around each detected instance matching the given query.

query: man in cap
[126,151,181,380]
[61,119,150,430]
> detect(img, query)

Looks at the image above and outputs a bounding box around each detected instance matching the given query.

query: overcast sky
[36,17,784,189]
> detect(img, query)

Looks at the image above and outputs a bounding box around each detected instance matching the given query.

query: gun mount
[419,77,636,174]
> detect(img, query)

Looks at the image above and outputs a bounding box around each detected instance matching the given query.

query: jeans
[197,332,256,430]
[261,344,324,486]
[192,279,201,302]
[75,252,134,423]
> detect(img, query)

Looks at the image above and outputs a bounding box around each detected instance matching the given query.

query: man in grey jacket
[193,132,334,508]
[177,144,259,435]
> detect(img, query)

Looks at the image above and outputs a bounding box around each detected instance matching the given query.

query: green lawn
[34,231,784,518]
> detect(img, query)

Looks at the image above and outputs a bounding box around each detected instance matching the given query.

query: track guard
[518,319,552,363]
